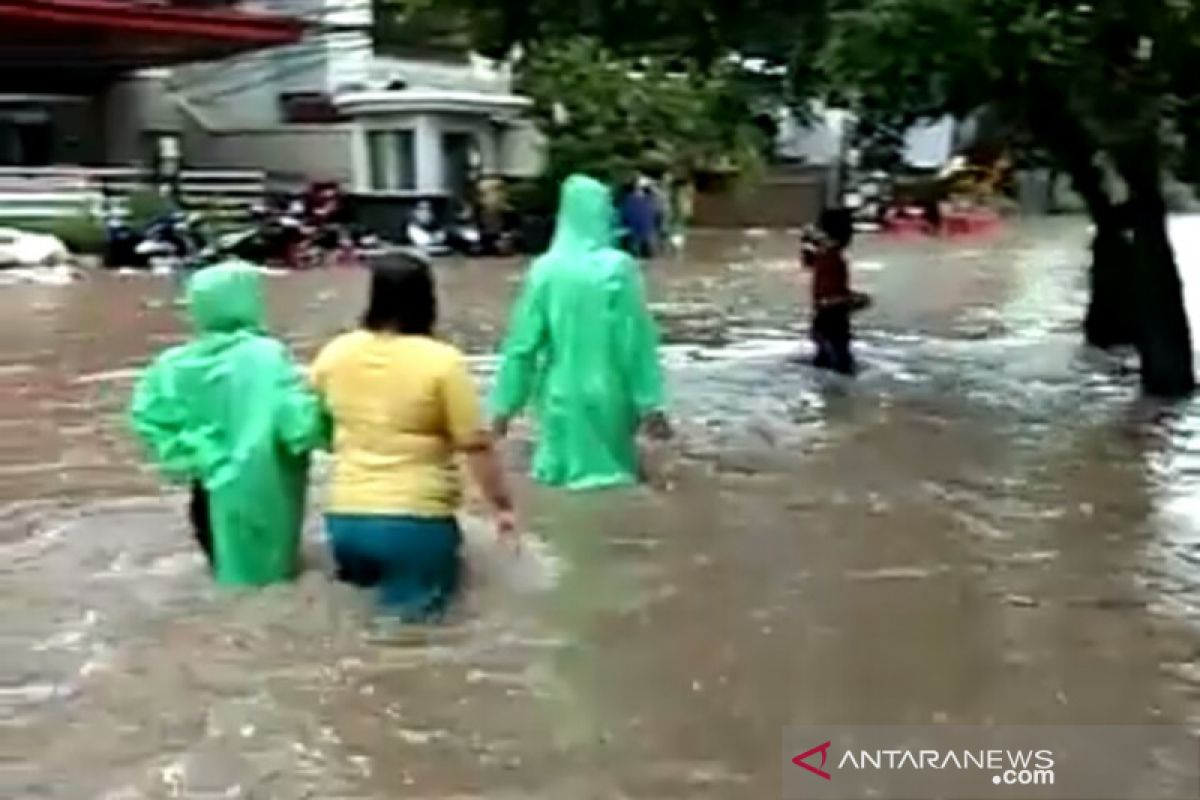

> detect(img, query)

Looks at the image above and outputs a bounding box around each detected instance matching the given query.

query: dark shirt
[621,191,658,242]
[810,246,851,306]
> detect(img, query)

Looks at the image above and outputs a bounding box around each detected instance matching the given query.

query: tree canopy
[374,0,823,66]
[520,39,765,185]
[819,0,1199,394]
[372,1,778,198]
[389,0,1200,393]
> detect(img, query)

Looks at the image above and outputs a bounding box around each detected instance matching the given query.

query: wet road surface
[6,219,1200,797]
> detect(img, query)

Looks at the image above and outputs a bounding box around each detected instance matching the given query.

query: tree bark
[1031,99,1136,348]
[1051,138,1136,348]
[1083,207,1136,350]
[1120,160,1195,397]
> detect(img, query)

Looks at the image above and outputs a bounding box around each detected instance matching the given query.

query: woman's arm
[443,355,519,542]
[461,439,516,539]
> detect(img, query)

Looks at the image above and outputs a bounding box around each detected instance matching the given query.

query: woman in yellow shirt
[311,253,516,619]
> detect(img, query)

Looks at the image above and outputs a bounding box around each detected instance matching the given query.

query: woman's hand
[494,508,520,550]
[462,435,519,551]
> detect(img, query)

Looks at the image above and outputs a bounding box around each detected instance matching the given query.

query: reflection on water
[5,218,1200,797]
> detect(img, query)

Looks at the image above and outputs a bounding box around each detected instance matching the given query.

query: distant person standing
[802,209,865,375]
[619,177,661,259]
[491,174,670,490]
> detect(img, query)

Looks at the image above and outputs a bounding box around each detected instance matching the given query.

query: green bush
[9,209,107,255]
[46,213,107,255]
[125,189,174,229]
[507,177,558,221]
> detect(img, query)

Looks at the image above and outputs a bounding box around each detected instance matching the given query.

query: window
[0,106,52,167]
[366,130,415,192]
[442,132,477,200]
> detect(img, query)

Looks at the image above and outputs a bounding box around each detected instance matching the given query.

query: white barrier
[0,166,266,223]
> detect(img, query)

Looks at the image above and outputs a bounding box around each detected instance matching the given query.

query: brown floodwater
[6,219,1200,798]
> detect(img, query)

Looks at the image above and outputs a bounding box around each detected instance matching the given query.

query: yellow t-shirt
[311,331,484,517]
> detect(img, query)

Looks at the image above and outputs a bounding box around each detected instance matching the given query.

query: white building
[133,0,541,204]
[775,105,957,170]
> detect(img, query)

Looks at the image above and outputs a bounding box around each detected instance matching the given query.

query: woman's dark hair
[361,251,437,335]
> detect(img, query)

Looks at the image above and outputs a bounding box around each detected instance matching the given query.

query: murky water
[6,219,1200,798]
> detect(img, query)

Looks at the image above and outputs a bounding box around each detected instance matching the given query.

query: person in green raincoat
[130,261,323,586]
[491,174,670,490]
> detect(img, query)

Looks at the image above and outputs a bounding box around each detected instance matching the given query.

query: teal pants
[326,514,463,621]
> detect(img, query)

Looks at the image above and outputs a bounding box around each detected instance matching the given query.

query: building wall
[499,119,546,179]
[181,122,355,188]
[170,43,324,129]
[157,0,541,185]
[104,71,182,165]
[692,168,829,229]
[776,106,956,170]
[776,106,850,165]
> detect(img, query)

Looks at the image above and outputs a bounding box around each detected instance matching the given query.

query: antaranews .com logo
[792,739,1055,786]
[782,725,1200,800]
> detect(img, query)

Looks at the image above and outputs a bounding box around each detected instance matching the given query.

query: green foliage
[395,0,1200,205]
[507,177,558,220]
[819,0,1200,195]
[386,0,828,148]
[14,209,106,255]
[125,189,174,230]
[401,0,826,74]
[372,0,473,57]
[519,38,766,194]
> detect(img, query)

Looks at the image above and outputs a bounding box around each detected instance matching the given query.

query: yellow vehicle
[938,154,1013,201]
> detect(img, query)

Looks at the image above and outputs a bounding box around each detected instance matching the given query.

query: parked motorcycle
[103,214,141,268]
[104,210,205,270]
[446,210,484,256]
[136,212,206,273]
[193,214,384,271]
[405,201,451,256]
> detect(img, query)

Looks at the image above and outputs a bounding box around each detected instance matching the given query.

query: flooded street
[8,218,1200,798]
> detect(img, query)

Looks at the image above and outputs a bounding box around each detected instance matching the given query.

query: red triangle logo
[793,740,833,780]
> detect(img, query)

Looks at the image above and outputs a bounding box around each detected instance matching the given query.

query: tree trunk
[1121,162,1195,397]
[1032,99,1136,348]
[1084,209,1136,349]
[1053,142,1136,348]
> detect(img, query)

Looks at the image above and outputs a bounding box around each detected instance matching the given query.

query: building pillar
[104,68,178,166]
[414,113,443,194]
[480,122,501,175]
[349,121,370,192]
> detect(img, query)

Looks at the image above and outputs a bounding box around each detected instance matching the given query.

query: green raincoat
[130,262,322,586]
[491,175,665,490]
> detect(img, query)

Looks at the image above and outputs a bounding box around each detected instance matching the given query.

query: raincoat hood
[187,261,265,334]
[549,174,617,254]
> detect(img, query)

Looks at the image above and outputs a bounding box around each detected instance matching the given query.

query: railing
[115,1,243,7]
[0,166,266,223]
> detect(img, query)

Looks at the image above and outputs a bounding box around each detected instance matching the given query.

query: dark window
[367,130,416,192]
